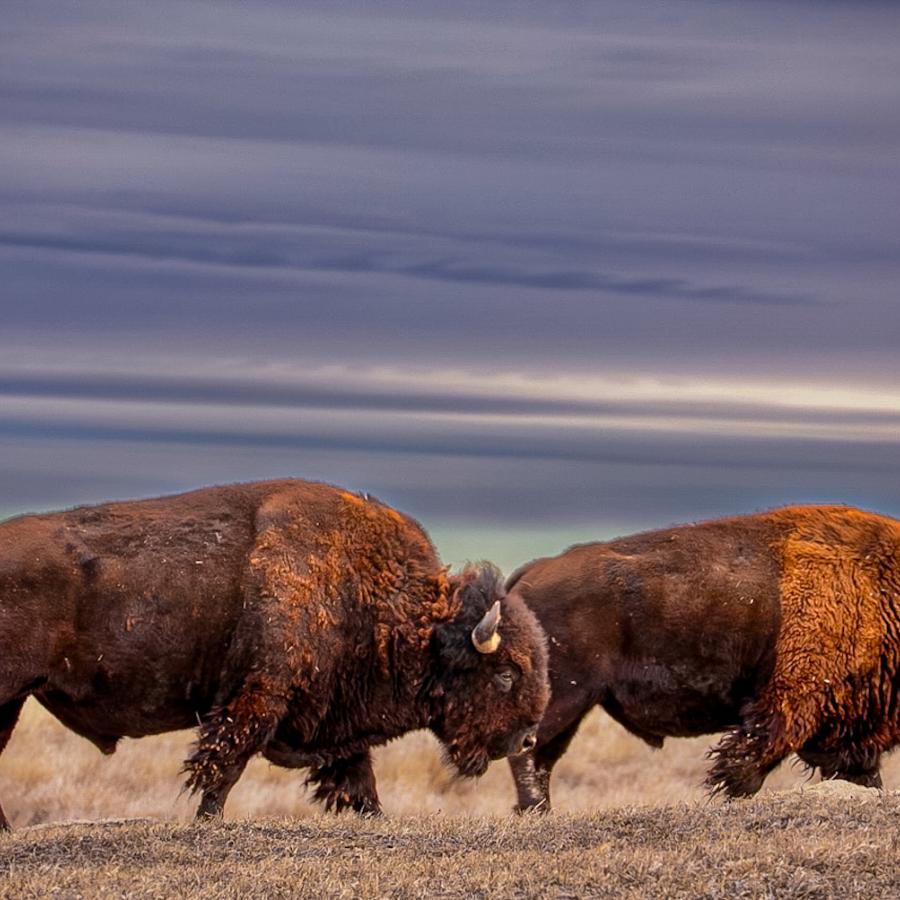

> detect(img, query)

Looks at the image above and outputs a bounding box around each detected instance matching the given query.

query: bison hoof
[513,800,551,815]
[195,796,226,822]
[358,805,384,820]
[706,766,766,799]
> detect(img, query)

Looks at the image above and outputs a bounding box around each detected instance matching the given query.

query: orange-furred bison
[506,505,900,811]
[0,479,548,828]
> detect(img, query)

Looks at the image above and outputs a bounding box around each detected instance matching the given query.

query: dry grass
[4,701,900,825]
[1,702,898,896]
[1,791,897,898]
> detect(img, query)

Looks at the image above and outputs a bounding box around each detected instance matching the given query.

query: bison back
[509,516,784,742]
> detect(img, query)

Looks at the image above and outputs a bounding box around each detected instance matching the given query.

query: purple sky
[2,0,899,567]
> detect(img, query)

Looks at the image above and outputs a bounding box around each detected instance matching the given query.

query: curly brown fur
[705,703,789,798]
[0,480,549,827]
[506,504,900,811]
[305,752,382,816]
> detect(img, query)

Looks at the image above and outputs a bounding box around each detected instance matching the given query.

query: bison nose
[520,730,538,753]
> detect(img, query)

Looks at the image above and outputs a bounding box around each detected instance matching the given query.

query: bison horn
[471,601,502,654]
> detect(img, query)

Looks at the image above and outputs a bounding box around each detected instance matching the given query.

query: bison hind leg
[306,751,382,817]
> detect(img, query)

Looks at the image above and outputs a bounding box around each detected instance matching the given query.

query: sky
[2,0,899,569]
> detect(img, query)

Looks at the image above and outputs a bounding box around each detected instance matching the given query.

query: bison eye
[494,668,516,692]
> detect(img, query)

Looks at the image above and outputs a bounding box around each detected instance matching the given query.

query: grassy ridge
[1,789,897,898]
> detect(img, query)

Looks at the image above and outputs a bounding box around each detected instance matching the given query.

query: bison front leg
[706,692,821,798]
[185,680,290,821]
[509,752,550,813]
[509,719,580,814]
[306,751,382,817]
[706,725,783,798]
[707,632,844,799]
[797,747,883,789]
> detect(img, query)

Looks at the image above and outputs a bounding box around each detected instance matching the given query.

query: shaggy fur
[0,480,548,829]
[506,505,900,811]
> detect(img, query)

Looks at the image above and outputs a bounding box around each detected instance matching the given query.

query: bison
[505,505,900,812]
[0,479,549,829]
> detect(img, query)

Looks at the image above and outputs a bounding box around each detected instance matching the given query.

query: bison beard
[506,505,900,811]
[0,480,548,828]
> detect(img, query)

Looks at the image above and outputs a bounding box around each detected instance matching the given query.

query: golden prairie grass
[3,700,900,826]
[2,703,899,897]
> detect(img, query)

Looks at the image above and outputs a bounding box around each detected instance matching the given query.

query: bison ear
[471,600,501,654]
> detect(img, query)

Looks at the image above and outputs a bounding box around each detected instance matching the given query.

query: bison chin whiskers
[444,743,490,779]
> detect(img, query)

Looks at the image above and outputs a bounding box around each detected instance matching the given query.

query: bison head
[428,563,549,778]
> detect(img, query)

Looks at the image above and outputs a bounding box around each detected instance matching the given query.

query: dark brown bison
[0,479,548,829]
[506,505,900,811]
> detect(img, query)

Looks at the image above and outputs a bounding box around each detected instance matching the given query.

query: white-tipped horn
[471,600,502,654]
